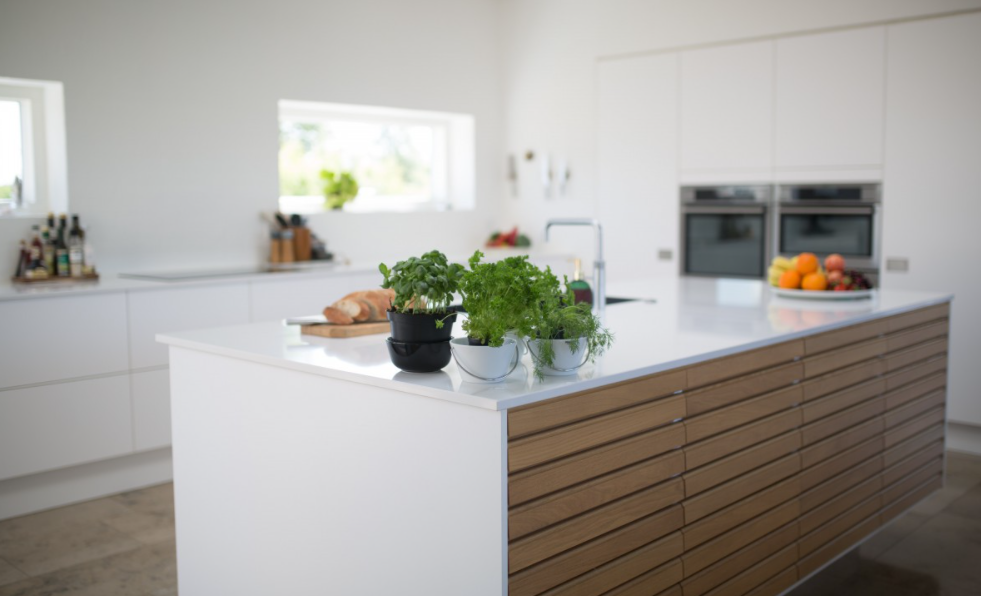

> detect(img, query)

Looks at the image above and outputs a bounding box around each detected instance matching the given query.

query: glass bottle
[568,258,593,306]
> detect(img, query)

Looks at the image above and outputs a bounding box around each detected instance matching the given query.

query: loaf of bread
[322,289,396,325]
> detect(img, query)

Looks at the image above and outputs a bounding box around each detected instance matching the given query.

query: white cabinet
[599,52,679,280]
[0,375,132,481]
[882,13,981,426]
[774,27,885,171]
[0,293,129,389]
[127,283,250,369]
[680,40,773,179]
[131,368,171,452]
[249,272,380,322]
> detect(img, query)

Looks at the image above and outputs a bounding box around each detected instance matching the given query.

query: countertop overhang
[157,277,953,411]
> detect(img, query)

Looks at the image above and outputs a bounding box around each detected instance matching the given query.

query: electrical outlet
[886,257,909,272]
[658,249,673,261]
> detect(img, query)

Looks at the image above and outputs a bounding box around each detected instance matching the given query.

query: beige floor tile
[0,540,177,596]
[0,498,142,577]
[0,559,27,588]
[103,484,176,545]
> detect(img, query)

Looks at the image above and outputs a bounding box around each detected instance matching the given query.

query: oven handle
[682,205,766,215]
[778,205,875,216]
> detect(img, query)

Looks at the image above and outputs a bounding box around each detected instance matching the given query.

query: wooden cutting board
[300,321,390,338]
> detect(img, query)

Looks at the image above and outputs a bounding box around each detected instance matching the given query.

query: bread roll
[323,306,354,325]
[335,298,370,322]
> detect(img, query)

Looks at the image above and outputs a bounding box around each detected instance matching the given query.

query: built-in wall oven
[680,185,773,278]
[773,183,881,277]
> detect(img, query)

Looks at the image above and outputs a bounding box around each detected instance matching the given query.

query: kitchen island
[158,278,953,596]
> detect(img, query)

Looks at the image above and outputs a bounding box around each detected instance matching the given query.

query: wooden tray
[300,321,389,338]
[12,273,100,283]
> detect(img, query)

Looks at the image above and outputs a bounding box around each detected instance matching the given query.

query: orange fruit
[802,272,828,291]
[796,253,819,275]
[779,269,802,289]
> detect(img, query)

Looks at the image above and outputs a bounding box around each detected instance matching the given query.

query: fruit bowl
[772,287,875,300]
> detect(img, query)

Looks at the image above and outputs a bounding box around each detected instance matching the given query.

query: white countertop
[156,277,953,411]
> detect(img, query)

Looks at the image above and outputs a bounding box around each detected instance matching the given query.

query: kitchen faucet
[545,218,606,311]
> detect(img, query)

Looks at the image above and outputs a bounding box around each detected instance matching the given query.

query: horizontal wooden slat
[687,341,804,388]
[880,475,943,524]
[800,437,883,492]
[681,522,798,596]
[882,338,947,372]
[802,397,884,446]
[508,370,687,439]
[683,500,799,576]
[508,397,685,472]
[886,319,949,353]
[883,372,946,410]
[884,407,945,448]
[540,532,683,596]
[804,337,887,378]
[799,493,881,557]
[884,391,945,430]
[684,454,801,524]
[702,544,797,596]
[882,424,944,468]
[684,431,800,496]
[800,474,882,535]
[884,355,947,391]
[743,565,798,596]
[885,303,949,333]
[685,409,801,470]
[804,318,888,355]
[800,417,883,469]
[800,453,883,513]
[685,386,801,443]
[509,478,684,574]
[801,358,884,401]
[881,458,944,506]
[603,559,684,596]
[509,430,685,507]
[797,514,880,578]
[686,362,802,416]
[882,440,944,487]
[803,378,884,424]
[684,477,799,550]
[508,507,683,596]
[510,468,684,540]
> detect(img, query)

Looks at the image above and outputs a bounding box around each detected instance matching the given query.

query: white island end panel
[168,347,507,596]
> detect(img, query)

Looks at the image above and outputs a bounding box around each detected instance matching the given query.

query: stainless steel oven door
[681,204,771,279]
[775,205,879,270]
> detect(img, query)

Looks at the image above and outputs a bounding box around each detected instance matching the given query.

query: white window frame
[0,77,68,218]
[277,99,475,214]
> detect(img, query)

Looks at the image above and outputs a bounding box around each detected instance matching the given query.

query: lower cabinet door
[131,369,172,452]
[0,375,133,481]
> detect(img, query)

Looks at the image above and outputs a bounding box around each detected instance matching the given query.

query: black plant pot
[386,338,452,373]
[387,310,456,343]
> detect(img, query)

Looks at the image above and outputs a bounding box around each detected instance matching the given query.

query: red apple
[824,254,845,272]
[827,270,844,285]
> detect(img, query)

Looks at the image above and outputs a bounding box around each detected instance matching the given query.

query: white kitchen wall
[0,0,502,274]
[498,0,981,256]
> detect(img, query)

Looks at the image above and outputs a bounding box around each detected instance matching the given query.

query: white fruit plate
[772,287,875,300]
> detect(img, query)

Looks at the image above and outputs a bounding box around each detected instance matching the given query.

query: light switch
[886,257,909,272]
[658,249,673,261]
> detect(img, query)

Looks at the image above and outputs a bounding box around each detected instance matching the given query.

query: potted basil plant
[528,285,614,381]
[451,251,541,382]
[379,250,465,372]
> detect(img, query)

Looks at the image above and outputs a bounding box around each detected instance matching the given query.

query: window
[277,100,474,214]
[0,77,68,217]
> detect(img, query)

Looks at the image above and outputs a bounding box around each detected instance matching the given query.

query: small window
[277,100,474,214]
[0,77,68,217]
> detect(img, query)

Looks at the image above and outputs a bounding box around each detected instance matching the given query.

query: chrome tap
[545,218,606,311]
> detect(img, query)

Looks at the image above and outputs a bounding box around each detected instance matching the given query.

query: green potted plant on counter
[379,250,465,373]
[527,284,614,381]
[450,251,545,382]
[321,169,359,210]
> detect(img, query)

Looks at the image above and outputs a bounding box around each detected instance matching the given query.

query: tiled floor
[0,451,978,596]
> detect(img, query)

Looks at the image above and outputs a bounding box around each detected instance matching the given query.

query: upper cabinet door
[680,40,774,178]
[775,27,885,170]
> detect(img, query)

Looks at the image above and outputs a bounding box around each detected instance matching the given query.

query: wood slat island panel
[506,302,950,596]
